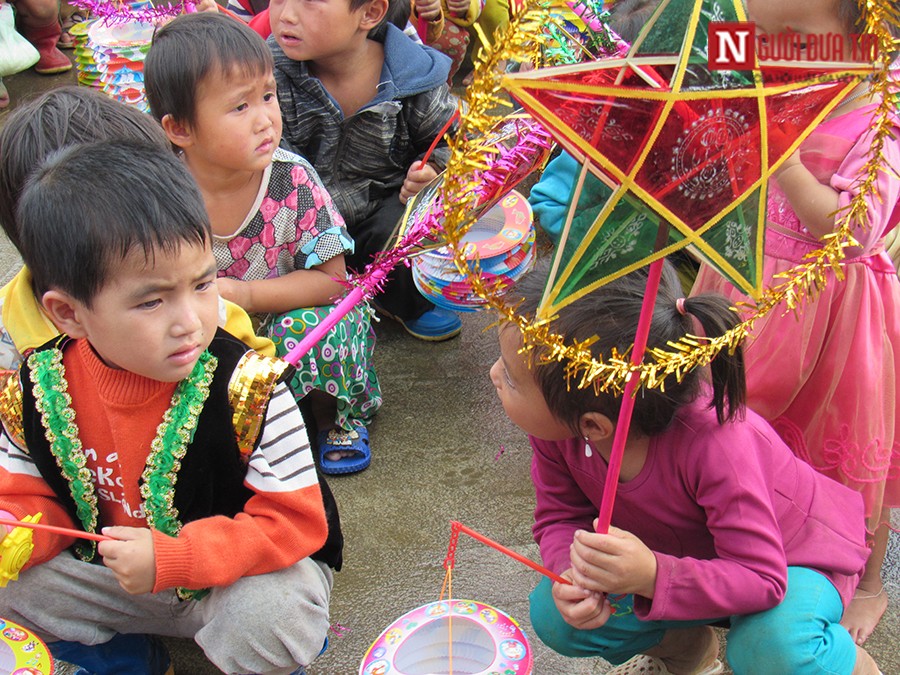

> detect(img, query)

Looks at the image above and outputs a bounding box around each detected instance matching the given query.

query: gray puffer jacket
[270,25,459,229]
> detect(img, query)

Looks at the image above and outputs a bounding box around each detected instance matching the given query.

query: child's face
[491,323,574,441]
[183,67,282,175]
[61,241,220,383]
[748,0,847,41]
[269,0,373,63]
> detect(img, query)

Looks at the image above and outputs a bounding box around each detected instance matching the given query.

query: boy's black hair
[383,0,410,30]
[511,259,745,436]
[17,140,211,308]
[145,12,274,126]
[0,86,168,253]
[366,0,398,38]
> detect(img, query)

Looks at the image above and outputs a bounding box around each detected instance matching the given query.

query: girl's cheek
[489,359,503,389]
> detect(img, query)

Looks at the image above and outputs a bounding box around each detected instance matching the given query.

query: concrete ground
[2,61,898,675]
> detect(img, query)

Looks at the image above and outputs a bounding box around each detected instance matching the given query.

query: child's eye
[235,102,248,112]
[138,299,162,310]
[264,92,277,102]
[503,366,516,389]
[196,280,215,292]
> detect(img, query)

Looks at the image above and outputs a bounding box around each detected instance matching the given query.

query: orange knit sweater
[0,339,327,592]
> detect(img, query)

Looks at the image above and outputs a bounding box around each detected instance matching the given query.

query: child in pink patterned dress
[145,12,381,475]
[691,0,900,645]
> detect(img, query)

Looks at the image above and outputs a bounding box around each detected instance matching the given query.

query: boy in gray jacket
[269,0,462,341]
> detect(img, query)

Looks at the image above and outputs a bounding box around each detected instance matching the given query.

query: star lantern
[502,0,874,318]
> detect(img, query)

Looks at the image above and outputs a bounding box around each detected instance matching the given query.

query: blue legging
[529,567,857,674]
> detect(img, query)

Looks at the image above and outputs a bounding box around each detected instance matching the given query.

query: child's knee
[727,618,798,674]
[197,559,333,671]
[727,616,856,675]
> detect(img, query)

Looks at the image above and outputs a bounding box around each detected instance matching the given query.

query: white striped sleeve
[244,383,318,493]
[0,426,40,478]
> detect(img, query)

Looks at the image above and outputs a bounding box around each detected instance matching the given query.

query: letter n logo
[708,22,755,70]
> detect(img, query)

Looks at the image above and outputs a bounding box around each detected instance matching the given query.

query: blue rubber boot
[400,307,462,341]
[50,633,172,675]
[375,304,462,341]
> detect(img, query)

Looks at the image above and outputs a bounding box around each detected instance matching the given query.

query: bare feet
[844,516,891,646]
[842,583,887,646]
[852,644,882,675]
[648,625,720,674]
[319,428,356,462]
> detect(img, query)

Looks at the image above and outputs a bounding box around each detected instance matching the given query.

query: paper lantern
[412,191,536,312]
[360,599,532,675]
[0,619,53,675]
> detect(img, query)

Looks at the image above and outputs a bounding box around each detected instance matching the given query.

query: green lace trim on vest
[28,347,217,600]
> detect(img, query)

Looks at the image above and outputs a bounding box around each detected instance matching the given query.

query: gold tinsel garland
[439,0,899,395]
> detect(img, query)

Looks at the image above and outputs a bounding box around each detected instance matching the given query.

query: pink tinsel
[347,117,554,298]
[71,0,190,25]
[283,117,553,365]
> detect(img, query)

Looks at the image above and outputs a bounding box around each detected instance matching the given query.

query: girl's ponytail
[511,259,748,436]
[678,294,746,424]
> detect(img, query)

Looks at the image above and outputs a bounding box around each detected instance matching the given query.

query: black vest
[18,329,342,571]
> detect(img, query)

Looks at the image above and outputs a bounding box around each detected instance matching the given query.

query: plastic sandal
[606,655,724,675]
[317,426,371,475]
[58,12,88,49]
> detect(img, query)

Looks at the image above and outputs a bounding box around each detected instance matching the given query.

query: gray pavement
[1,64,898,675]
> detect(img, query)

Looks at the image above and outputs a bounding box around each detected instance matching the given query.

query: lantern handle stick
[418,109,461,170]
[283,113,460,365]
[595,225,669,534]
[0,517,113,542]
[449,520,572,585]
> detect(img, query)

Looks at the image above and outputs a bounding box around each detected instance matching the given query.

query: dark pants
[346,194,434,321]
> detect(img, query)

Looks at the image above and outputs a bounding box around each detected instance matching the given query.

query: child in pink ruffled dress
[691,0,900,646]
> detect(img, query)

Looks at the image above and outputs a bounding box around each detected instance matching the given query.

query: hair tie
[676,297,687,315]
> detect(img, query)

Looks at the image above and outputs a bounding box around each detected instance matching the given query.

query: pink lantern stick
[0,517,113,543]
[566,0,604,33]
[280,116,461,367]
[281,267,388,366]
[418,109,461,170]
[595,254,666,534]
[282,118,553,366]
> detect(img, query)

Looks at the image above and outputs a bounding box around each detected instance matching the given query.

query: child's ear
[359,0,388,31]
[579,412,615,442]
[160,114,194,150]
[41,290,89,339]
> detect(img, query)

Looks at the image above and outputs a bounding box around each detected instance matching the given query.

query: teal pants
[529,566,858,674]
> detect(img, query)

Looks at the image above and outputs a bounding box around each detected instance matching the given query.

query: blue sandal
[317,426,371,475]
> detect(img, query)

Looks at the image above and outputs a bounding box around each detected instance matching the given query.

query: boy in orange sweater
[0,140,337,675]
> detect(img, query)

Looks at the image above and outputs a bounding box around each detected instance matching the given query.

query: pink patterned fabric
[213,148,351,282]
[212,148,382,433]
[692,103,900,530]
